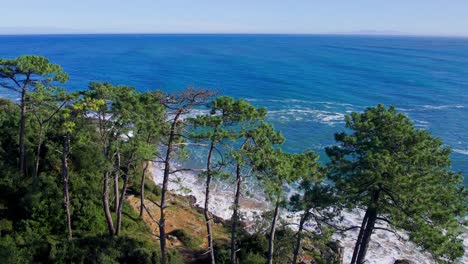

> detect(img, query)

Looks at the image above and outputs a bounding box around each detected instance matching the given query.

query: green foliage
[0,89,166,262]
[242,252,266,264]
[189,96,269,171]
[326,104,467,262]
[214,229,296,264]
[169,229,203,249]
[0,235,31,263]
[0,55,68,85]
[50,236,173,264]
[0,99,20,168]
[0,56,465,264]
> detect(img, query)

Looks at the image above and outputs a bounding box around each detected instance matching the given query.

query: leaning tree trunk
[292,211,310,264]
[351,210,369,264]
[230,162,242,264]
[61,133,73,240]
[140,161,149,217]
[103,171,115,236]
[355,208,377,264]
[230,137,251,264]
[160,157,170,264]
[351,190,380,264]
[34,124,44,179]
[160,148,172,264]
[160,111,181,264]
[114,150,121,212]
[115,163,130,236]
[19,86,27,176]
[267,200,281,264]
[204,142,216,264]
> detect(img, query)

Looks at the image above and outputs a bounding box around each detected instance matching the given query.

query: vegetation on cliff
[0,55,466,263]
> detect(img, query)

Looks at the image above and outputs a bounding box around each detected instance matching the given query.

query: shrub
[169,229,203,249]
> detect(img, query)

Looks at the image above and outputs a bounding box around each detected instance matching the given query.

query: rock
[186,195,197,206]
[192,203,226,224]
[327,241,344,263]
[394,259,412,264]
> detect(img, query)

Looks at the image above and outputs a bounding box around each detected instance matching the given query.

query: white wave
[399,104,466,112]
[453,149,468,155]
[151,161,467,264]
[151,161,268,220]
[245,98,355,107]
[413,120,430,128]
[177,108,211,120]
[267,108,345,126]
[422,105,465,110]
[207,98,357,126]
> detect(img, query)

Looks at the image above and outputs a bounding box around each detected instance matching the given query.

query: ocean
[1,34,468,263]
[0,34,467,183]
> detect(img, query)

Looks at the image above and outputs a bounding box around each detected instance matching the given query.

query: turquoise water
[0,34,467,182]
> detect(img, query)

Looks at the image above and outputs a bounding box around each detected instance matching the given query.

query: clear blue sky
[1,0,468,36]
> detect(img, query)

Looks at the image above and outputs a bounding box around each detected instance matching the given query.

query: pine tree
[53,92,96,241]
[0,56,68,176]
[135,91,165,218]
[29,85,71,179]
[229,120,285,264]
[326,104,467,263]
[80,82,140,236]
[246,125,316,264]
[190,96,267,264]
[289,176,341,264]
[158,87,215,264]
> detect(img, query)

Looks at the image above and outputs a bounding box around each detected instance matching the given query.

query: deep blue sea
[1,34,467,183]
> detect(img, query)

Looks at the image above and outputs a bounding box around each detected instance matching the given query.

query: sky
[1,0,468,36]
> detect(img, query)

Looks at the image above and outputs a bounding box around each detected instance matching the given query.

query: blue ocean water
[0,34,467,183]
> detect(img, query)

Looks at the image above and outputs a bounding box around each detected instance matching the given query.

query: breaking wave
[453,149,468,155]
[267,108,346,126]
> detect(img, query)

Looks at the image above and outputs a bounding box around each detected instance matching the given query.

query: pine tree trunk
[160,111,181,264]
[230,162,242,264]
[267,200,281,264]
[356,190,380,264]
[160,154,171,264]
[34,124,44,178]
[352,190,380,264]
[351,210,369,264]
[114,151,121,213]
[19,86,27,176]
[355,208,377,264]
[292,211,309,264]
[115,164,130,236]
[103,171,115,236]
[230,137,251,264]
[204,142,216,264]
[140,161,149,217]
[61,133,72,240]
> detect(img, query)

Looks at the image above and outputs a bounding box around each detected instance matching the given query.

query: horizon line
[1,32,468,38]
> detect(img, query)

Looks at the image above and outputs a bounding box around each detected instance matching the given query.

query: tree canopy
[326,104,466,263]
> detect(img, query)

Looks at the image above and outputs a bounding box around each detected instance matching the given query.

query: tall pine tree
[326,104,467,263]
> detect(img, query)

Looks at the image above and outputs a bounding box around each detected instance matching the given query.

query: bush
[50,236,161,263]
[169,229,203,249]
[243,252,266,264]
[0,235,31,263]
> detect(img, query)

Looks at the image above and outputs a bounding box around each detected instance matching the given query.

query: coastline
[152,161,467,264]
